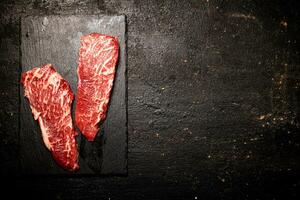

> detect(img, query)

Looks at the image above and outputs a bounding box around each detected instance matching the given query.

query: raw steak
[21,64,79,171]
[75,33,119,141]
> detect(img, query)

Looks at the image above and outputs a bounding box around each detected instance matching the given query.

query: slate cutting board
[20,15,127,175]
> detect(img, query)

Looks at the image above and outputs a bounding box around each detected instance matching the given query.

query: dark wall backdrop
[0,0,299,199]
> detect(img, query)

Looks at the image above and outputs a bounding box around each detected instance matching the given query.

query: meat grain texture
[21,64,79,171]
[75,33,119,141]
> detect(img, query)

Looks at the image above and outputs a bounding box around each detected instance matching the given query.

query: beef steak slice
[75,33,119,141]
[21,64,79,171]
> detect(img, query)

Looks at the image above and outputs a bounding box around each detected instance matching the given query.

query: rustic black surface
[20,15,127,174]
[0,0,299,199]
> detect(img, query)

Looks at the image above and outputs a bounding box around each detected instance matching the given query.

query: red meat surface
[21,64,79,171]
[75,33,119,141]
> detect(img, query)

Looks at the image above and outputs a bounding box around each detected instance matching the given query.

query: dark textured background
[0,0,299,199]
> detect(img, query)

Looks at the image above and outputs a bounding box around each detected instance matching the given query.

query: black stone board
[20,15,127,175]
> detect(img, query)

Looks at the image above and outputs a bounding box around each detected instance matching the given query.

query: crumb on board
[280,20,288,28]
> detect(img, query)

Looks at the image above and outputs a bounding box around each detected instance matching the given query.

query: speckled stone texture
[0,0,299,199]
